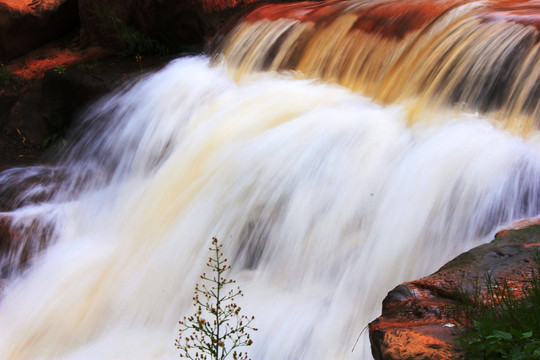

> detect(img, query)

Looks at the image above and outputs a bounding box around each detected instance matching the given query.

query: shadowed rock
[0,0,79,61]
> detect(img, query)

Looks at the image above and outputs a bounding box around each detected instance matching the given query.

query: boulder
[0,0,79,61]
[369,223,540,360]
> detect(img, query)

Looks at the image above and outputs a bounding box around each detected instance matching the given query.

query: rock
[369,223,540,360]
[0,0,79,61]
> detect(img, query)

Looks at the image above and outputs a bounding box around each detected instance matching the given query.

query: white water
[1,57,540,359]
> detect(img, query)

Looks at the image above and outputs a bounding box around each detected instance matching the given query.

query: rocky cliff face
[369,220,540,360]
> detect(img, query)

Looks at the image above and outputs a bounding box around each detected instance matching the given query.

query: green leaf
[491,330,513,340]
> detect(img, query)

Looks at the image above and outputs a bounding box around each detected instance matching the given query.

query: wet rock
[0,212,57,277]
[369,223,540,360]
[0,0,79,61]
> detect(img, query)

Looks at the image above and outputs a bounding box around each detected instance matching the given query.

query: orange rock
[375,329,457,360]
[495,217,540,238]
[7,43,109,80]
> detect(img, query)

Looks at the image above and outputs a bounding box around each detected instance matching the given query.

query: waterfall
[1,1,539,359]
[217,0,539,128]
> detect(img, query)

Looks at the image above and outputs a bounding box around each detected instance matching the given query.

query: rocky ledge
[369,220,540,360]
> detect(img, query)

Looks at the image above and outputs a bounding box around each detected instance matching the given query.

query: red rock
[0,0,79,61]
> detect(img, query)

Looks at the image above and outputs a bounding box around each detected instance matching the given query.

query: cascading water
[0,1,539,360]
[218,0,540,128]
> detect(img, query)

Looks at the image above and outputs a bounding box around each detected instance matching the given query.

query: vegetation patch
[457,256,540,359]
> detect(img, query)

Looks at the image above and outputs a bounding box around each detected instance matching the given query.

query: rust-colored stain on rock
[379,329,456,360]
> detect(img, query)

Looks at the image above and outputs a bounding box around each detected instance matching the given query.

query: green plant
[457,256,540,359]
[53,65,66,75]
[0,63,15,85]
[175,238,257,360]
[41,132,65,149]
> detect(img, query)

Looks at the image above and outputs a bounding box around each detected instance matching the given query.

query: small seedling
[53,65,66,75]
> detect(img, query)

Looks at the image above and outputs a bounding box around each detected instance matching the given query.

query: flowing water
[0,1,539,359]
